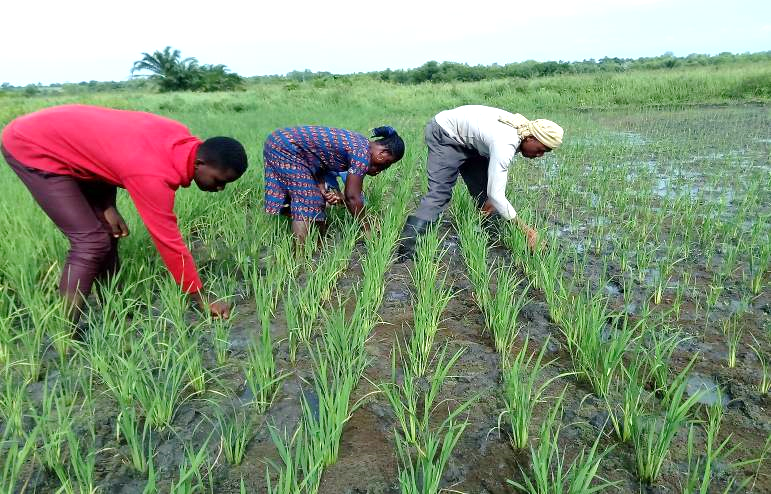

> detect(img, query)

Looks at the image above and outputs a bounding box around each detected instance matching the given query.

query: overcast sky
[1,0,769,86]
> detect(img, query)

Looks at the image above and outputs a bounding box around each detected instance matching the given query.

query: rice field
[0,66,770,493]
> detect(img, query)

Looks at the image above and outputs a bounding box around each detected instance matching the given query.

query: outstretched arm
[343,173,366,218]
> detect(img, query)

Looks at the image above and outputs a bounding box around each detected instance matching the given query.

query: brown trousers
[2,146,119,298]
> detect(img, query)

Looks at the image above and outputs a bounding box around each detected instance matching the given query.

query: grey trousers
[414,119,489,222]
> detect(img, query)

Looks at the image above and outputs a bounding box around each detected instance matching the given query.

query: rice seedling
[605,356,650,443]
[683,392,737,494]
[406,225,452,377]
[747,239,769,295]
[499,337,570,449]
[61,424,99,494]
[749,337,770,394]
[170,435,213,494]
[31,379,76,472]
[723,316,744,369]
[454,193,491,309]
[85,325,141,408]
[632,357,704,484]
[0,364,27,438]
[484,266,531,361]
[116,404,154,473]
[211,318,231,366]
[386,344,476,494]
[133,335,196,430]
[640,325,686,392]
[215,405,252,466]
[264,425,323,494]
[508,392,619,493]
[395,413,469,494]
[381,344,467,449]
[1,427,36,493]
[9,305,47,383]
[562,288,638,398]
[244,315,287,413]
[285,221,358,361]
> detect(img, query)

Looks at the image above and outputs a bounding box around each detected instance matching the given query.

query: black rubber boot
[396,215,433,262]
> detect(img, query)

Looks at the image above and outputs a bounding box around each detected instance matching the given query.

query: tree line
[3,49,769,94]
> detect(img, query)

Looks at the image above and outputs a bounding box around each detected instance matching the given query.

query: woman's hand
[103,206,130,238]
[322,188,345,206]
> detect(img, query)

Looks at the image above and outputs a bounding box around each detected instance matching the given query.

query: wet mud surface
[5,105,770,493]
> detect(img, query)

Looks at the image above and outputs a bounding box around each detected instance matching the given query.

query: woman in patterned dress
[263,125,404,244]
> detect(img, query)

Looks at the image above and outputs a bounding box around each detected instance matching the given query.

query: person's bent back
[1,104,247,320]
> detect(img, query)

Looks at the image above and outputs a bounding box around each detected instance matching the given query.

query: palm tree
[131,46,200,91]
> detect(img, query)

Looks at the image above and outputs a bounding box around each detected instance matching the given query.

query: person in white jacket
[397,105,563,260]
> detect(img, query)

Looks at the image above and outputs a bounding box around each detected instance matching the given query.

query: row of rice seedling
[263,147,417,492]
[452,191,614,491]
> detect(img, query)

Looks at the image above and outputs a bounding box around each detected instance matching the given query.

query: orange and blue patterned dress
[263,126,370,221]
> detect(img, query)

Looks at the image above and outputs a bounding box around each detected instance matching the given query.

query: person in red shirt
[1,104,248,319]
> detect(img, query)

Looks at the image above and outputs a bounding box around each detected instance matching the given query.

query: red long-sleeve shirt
[1,104,204,293]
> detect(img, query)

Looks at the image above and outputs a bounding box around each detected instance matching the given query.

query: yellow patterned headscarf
[498,114,564,150]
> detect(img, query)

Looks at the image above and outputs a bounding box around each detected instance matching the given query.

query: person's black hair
[199,137,248,175]
[371,126,405,162]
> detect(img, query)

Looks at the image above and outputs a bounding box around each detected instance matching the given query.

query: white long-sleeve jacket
[435,105,521,220]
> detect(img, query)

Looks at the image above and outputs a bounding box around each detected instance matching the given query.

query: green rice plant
[170,436,213,494]
[1,427,37,493]
[533,239,567,298]
[133,335,195,430]
[723,316,744,369]
[116,404,153,473]
[285,222,358,361]
[454,194,491,309]
[0,364,27,438]
[388,345,476,494]
[85,324,141,408]
[265,425,323,494]
[632,357,704,484]
[508,392,619,493]
[31,379,76,472]
[61,425,98,494]
[750,338,770,394]
[406,226,451,377]
[244,315,287,413]
[604,356,650,443]
[395,414,469,494]
[176,325,209,394]
[634,244,657,284]
[747,239,770,295]
[562,289,638,398]
[499,337,570,449]
[215,405,252,466]
[380,344,467,449]
[9,305,47,383]
[641,325,686,392]
[484,265,531,361]
[144,457,158,494]
[211,318,231,366]
[300,331,369,472]
[683,393,737,494]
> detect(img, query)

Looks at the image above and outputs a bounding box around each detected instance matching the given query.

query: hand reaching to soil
[209,301,231,319]
[191,292,231,319]
[515,218,541,253]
